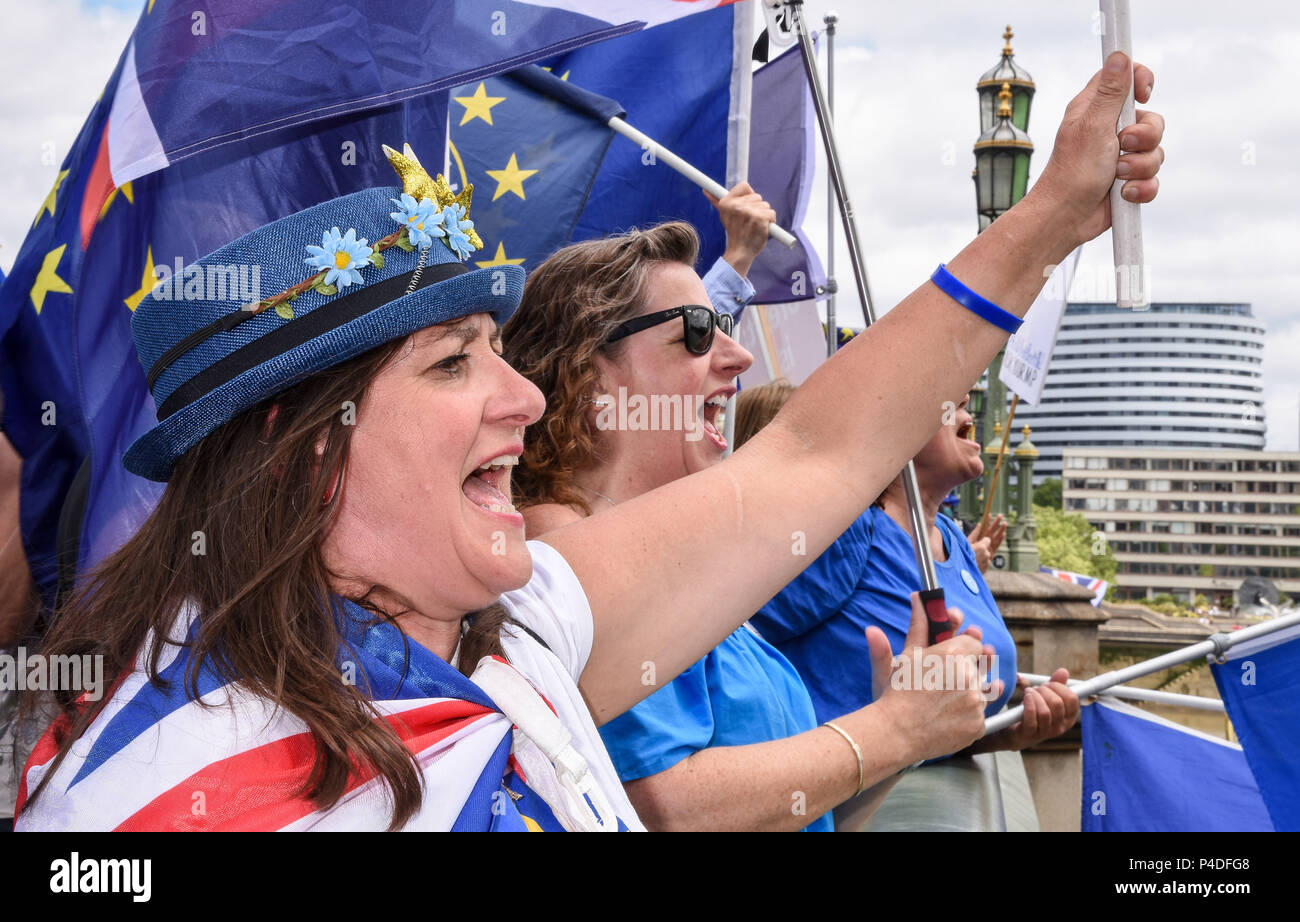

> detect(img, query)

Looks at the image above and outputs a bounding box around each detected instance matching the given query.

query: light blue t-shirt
[598,624,833,832]
[751,506,1017,723]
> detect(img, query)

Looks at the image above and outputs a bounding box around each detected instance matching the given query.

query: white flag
[999,248,1081,405]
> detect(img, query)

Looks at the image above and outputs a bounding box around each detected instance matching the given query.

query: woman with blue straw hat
[16,53,1164,831]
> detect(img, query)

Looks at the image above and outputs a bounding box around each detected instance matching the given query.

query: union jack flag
[1040,566,1109,607]
[15,601,579,831]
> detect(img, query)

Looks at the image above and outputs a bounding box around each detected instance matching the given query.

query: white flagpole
[985,610,1300,735]
[1099,0,1148,308]
[608,116,798,249]
[1019,672,1226,713]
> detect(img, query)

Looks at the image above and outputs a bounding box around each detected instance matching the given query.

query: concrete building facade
[1017,302,1267,483]
[1062,447,1300,604]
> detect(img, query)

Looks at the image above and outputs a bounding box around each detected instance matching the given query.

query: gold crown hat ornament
[383,142,483,253]
[124,143,516,481]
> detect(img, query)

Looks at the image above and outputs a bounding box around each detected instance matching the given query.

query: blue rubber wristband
[930,264,1024,334]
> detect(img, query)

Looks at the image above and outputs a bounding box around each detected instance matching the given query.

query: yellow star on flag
[30,244,73,315]
[475,242,527,269]
[124,246,158,312]
[33,169,70,228]
[541,66,571,81]
[486,153,538,202]
[99,181,136,222]
[453,82,506,126]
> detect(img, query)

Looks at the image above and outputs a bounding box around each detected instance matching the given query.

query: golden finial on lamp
[998,82,1014,118]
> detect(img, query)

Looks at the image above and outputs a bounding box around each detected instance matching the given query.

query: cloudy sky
[2,0,1298,446]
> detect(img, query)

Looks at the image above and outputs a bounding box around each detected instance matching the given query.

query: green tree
[1034,505,1119,592]
[1033,478,1063,509]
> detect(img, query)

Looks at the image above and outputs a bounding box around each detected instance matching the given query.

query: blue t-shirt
[751,506,1017,723]
[598,624,833,832]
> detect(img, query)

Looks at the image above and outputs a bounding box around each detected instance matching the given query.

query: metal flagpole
[824,11,838,358]
[785,0,949,642]
[1020,673,1227,713]
[1100,0,1148,309]
[985,610,1300,735]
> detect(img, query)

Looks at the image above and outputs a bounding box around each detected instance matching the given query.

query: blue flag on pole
[1212,620,1300,831]
[448,66,624,271]
[1080,698,1272,831]
[92,0,739,186]
[543,4,748,273]
[1,1,739,603]
[745,44,827,305]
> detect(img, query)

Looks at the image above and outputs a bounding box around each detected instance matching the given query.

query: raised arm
[545,55,1164,720]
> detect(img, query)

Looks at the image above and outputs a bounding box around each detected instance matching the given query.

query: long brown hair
[22,334,508,829]
[503,222,699,513]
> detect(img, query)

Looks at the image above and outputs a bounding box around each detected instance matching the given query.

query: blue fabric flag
[91,0,705,185]
[1080,698,1272,831]
[746,44,827,305]
[543,5,742,274]
[1212,621,1300,831]
[447,66,624,271]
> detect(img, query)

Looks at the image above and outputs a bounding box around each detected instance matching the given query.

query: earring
[322,468,343,505]
[590,398,610,407]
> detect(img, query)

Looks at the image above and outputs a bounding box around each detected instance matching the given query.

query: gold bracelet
[823,720,865,795]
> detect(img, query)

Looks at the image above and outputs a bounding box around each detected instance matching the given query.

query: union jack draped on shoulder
[15,600,608,831]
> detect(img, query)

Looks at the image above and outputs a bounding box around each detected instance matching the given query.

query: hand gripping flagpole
[1100,0,1148,309]
[985,609,1300,736]
[784,0,949,643]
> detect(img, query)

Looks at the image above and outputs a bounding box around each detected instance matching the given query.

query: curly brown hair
[503,222,699,515]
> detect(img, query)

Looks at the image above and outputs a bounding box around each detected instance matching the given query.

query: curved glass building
[1017,302,1267,483]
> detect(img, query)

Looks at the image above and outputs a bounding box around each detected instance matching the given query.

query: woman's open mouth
[956,420,978,446]
[462,454,522,521]
[701,393,730,451]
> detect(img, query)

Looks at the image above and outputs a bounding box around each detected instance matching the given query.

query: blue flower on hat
[389,193,446,249]
[304,227,373,289]
[441,203,476,261]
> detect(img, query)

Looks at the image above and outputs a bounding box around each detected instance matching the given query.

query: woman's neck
[333,578,464,662]
[572,456,676,510]
[880,477,950,563]
[395,613,463,663]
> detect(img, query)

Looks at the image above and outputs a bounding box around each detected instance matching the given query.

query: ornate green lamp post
[1011,426,1041,572]
[966,27,1035,569]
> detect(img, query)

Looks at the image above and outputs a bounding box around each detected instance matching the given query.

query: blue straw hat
[125,145,521,482]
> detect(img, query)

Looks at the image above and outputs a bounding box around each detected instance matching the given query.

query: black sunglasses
[605,305,735,355]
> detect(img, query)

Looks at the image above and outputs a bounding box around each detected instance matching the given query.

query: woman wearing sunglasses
[506,224,994,830]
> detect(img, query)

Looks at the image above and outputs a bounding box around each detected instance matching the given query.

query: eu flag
[448,66,624,271]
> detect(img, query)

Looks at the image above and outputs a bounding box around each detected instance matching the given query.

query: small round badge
[961,569,980,594]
